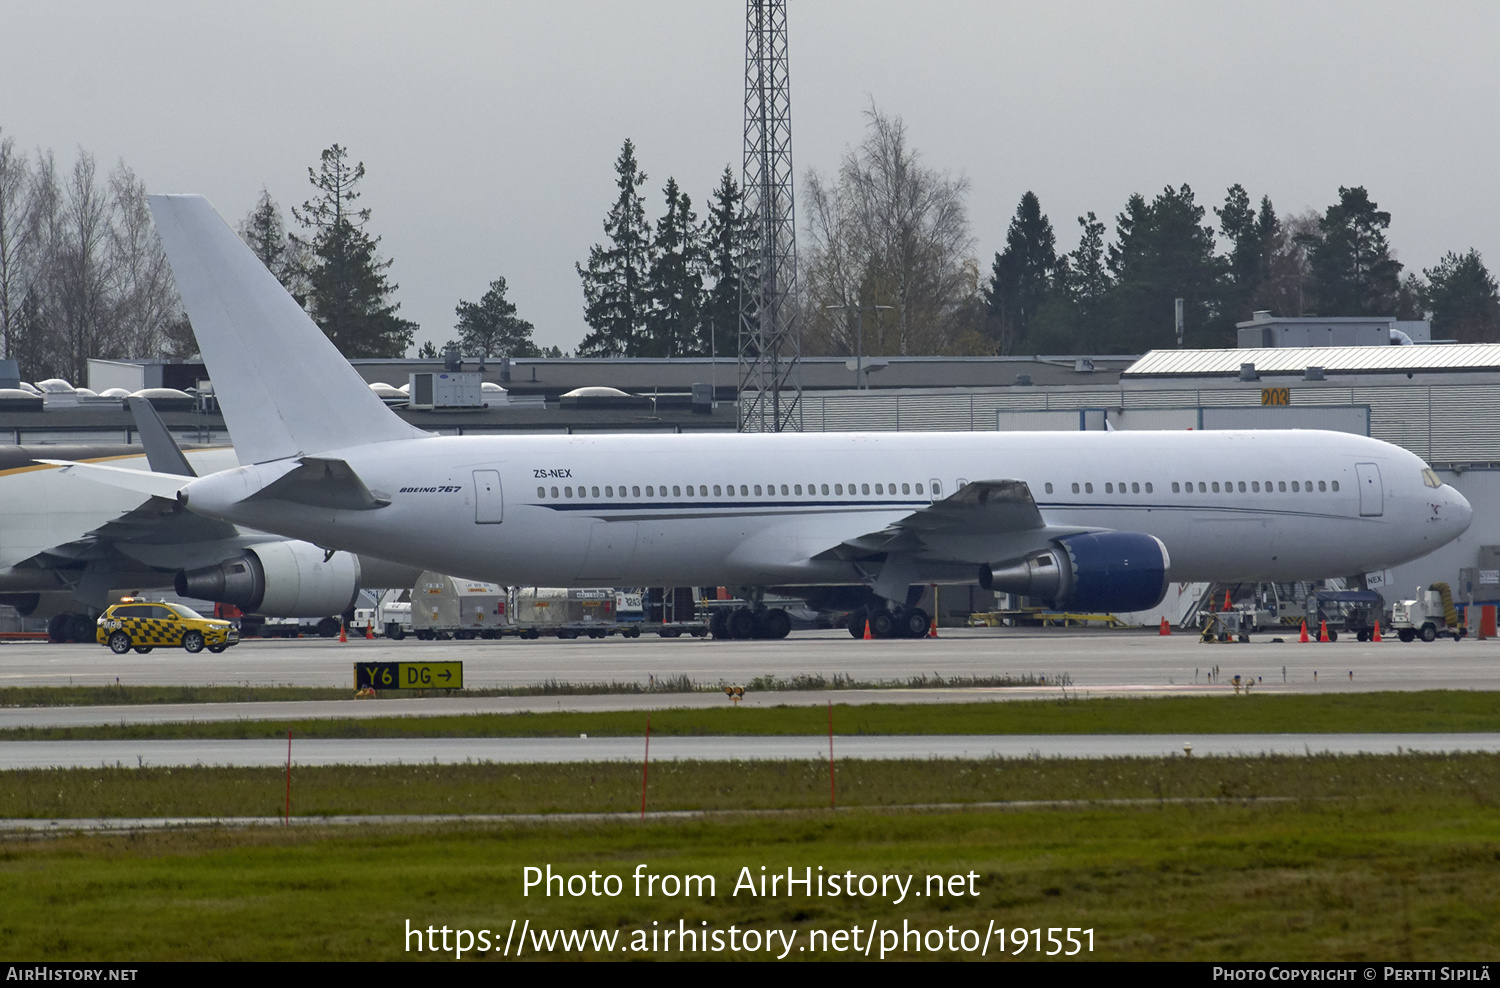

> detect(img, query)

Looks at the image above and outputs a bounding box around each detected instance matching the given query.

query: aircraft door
[474,470,504,524]
[1355,462,1383,517]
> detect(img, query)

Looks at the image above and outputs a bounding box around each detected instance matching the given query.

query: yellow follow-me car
[95,598,240,654]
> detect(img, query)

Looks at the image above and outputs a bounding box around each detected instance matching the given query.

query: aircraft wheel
[316,617,341,638]
[182,631,205,654]
[727,607,756,639]
[758,608,792,640]
[846,610,866,638]
[901,608,930,639]
[710,609,730,639]
[1327,629,1338,642]
[133,646,153,654]
[1356,630,1369,642]
[1420,624,1437,643]
[869,610,896,639]
[1397,628,1415,643]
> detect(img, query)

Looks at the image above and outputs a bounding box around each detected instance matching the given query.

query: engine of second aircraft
[175,541,361,617]
[978,531,1171,613]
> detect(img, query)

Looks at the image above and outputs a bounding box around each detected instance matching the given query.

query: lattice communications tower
[738,0,801,432]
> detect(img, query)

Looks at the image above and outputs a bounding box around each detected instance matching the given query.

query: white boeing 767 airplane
[45,196,1474,640]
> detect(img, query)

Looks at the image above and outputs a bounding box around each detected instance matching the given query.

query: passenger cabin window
[1131,482,1140,493]
[931,481,942,496]
[1331,480,1340,491]
[1105,483,1114,494]
[1144,482,1153,493]
[536,486,545,497]
[1291,482,1299,492]
[1171,482,1180,493]
[1044,482,1054,494]
[1073,482,1082,494]
[862,484,871,495]
[1084,483,1093,494]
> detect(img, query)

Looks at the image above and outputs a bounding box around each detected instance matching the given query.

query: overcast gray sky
[4,1,1497,356]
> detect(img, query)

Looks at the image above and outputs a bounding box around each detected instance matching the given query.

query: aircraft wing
[814,479,1051,558]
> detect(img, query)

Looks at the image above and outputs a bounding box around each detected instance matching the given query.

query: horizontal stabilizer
[35,460,192,500]
[243,457,390,511]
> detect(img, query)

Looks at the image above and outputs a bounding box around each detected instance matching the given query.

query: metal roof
[1124,344,1500,377]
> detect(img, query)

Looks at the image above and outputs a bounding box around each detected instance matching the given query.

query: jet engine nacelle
[979,532,1170,613]
[175,541,361,617]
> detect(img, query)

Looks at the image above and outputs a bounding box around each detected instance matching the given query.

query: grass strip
[1,751,1496,819]
[2,794,1497,960]
[0,673,1059,709]
[2,690,1496,742]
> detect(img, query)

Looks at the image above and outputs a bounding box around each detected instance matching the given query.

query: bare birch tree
[802,104,976,356]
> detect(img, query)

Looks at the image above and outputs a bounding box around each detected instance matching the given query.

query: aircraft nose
[1448,487,1474,536]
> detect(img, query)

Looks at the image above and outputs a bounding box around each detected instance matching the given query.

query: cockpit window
[1422,468,1443,489]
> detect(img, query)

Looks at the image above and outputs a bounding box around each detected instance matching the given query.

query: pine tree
[1306,186,1403,317]
[1422,249,1500,343]
[454,277,540,357]
[576,140,653,356]
[984,191,1056,354]
[701,166,747,359]
[644,178,704,357]
[237,187,302,296]
[1107,185,1223,351]
[1216,185,1278,323]
[292,145,415,357]
[1030,211,1110,354]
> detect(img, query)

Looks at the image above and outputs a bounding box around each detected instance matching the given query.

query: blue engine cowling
[979,531,1171,613]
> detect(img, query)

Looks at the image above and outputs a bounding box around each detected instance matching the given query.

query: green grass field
[1,751,1497,819]
[5,690,1498,961]
[4,794,1497,960]
[2,690,1496,742]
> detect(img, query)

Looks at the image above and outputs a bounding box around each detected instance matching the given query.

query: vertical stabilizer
[147,194,426,465]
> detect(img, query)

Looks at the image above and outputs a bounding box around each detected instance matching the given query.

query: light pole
[824,304,892,390]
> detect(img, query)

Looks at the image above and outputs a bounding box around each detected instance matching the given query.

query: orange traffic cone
[862,619,872,640]
[1299,620,1309,643]
[1223,590,1232,611]
[927,617,938,638]
[339,623,347,643]
[1318,620,1330,643]
[365,622,374,640]
[1159,617,1171,636]
[1372,620,1382,643]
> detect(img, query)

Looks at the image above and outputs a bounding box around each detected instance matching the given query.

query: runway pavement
[2,627,1494,694]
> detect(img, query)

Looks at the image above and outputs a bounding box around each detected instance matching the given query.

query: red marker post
[284,729,292,826]
[640,715,651,821]
[828,701,835,810]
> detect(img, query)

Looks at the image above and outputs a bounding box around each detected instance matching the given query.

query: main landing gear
[709,606,792,640]
[847,606,931,639]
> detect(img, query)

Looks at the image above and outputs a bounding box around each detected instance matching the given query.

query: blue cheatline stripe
[539,499,931,512]
[527,498,1356,523]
